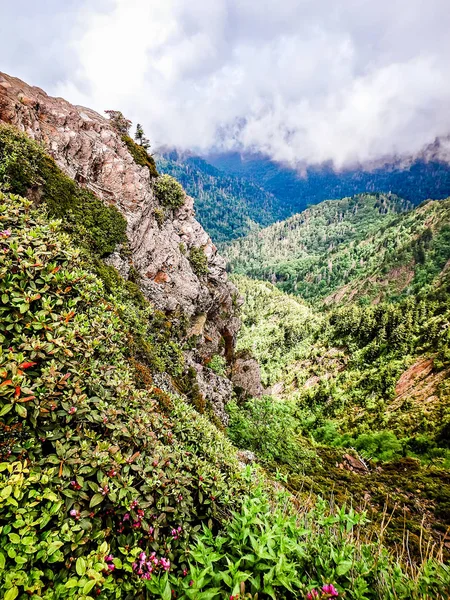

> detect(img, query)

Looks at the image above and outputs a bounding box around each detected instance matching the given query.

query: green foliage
[0,192,251,597]
[0,123,128,257]
[134,123,151,151]
[189,246,209,277]
[154,207,166,227]
[227,397,314,468]
[164,494,450,599]
[225,194,450,304]
[208,355,227,377]
[154,174,185,209]
[122,135,158,178]
[105,110,132,136]
[156,152,283,244]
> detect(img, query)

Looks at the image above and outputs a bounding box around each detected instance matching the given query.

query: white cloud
[2,0,450,167]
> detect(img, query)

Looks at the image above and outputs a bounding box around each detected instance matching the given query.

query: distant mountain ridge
[157,142,450,244]
[207,149,450,214]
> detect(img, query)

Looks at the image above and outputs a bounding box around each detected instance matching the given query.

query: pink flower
[0,230,11,238]
[322,584,339,597]
[122,513,130,521]
[69,508,80,520]
[160,557,170,571]
[306,590,319,600]
[182,568,188,577]
[68,406,77,415]
[107,563,115,571]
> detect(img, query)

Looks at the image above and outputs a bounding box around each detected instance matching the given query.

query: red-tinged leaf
[14,386,21,398]
[51,266,61,273]
[17,396,35,403]
[19,361,37,370]
[0,380,13,387]
[64,311,75,323]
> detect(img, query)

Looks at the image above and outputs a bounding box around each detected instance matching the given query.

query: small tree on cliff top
[135,123,151,150]
[105,109,132,136]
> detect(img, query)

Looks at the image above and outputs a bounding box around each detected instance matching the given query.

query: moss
[189,246,209,277]
[154,174,185,209]
[121,135,158,178]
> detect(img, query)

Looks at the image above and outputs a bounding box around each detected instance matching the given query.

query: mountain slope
[208,150,450,212]
[224,192,434,302]
[1,72,449,599]
[156,150,284,243]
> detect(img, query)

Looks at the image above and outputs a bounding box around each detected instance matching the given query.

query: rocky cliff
[0,71,246,420]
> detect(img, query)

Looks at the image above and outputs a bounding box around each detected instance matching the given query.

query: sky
[1,0,450,168]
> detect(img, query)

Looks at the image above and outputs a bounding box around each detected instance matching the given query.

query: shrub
[122,135,158,178]
[154,174,185,209]
[189,246,209,277]
[208,355,227,376]
[227,397,314,468]
[0,192,251,598]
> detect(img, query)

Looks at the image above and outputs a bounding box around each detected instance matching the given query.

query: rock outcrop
[0,71,241,421]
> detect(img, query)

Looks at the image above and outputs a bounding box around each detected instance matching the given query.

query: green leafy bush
[0,192,251,598]
[154,174,185,209]
[122,135,158,178]
[189,246,209,277]
[227,397,314,468]
[159,494,450,599]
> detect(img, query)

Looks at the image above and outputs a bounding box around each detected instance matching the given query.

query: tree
[134,123,151,150]
[104,110,131,136]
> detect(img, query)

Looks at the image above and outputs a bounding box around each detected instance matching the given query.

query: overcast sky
[1,0,450,168]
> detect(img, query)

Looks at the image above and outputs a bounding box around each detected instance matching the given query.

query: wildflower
[322,584,339,597]
[189,580,194,587]
[99,485,109,496]
[0,229,11,238]
[69,508,80,520]
[160,557,170,571]
[182,568,188,577]
[68,406,77,415]
[130,499,139,509]
[123,513,130,521]
[306,590,319,600]
[70,480,81,490]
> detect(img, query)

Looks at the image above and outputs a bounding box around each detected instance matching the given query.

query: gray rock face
[231,354,264,399]
[0,71,241,422]
[186,353,233,427]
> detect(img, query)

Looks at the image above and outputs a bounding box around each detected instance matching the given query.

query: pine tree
[134,123,151,150]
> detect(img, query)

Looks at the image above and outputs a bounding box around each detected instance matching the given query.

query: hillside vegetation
[3,124,449,598]
[207,151,450,215]
[157,151,283,243]
[228,194,450,566]
[225,193,450,304]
